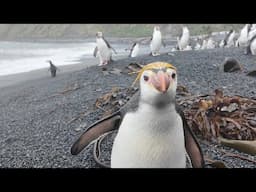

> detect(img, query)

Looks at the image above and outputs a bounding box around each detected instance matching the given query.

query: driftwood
[219,137,256,155]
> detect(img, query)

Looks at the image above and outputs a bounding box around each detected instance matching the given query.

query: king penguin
[71,62,205,168]
[129,42,140,57]
[150,26,164,56]
[94,32,117,66]
[177,26,190,51]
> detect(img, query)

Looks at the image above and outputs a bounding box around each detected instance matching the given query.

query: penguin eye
[143,75,149,81]
[171,73,176,79]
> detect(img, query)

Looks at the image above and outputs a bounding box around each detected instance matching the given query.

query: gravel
[0,46,255,168]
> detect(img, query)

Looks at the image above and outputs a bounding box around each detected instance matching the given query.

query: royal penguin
[94,32,117,66]
[177,26,190,51]
[71,62,205,168]
[150,26,164,56]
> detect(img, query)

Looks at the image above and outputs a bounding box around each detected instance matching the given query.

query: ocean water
[0,39,176,77]
[0,40,131,76]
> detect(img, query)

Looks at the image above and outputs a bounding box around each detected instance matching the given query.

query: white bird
[236,24,251,47]
[150,26,164,56]
[94,32,117,66]
[177,26,190,51]
[111,62,187,168]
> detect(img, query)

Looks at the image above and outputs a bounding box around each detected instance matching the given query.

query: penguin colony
[92,24,256,66]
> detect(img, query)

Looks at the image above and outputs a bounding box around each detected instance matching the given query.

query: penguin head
[46,60,53,65]
[133,62,177,107]
[154,25,160,31]
[183,26,189,35]
[96,32,103,38]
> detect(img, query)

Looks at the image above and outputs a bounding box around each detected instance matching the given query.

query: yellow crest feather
[131,62,176,87]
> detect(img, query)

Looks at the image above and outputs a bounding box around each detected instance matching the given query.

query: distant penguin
[150,26,163,56]
[129,42,140,57]
[201,39,208,50]
[236,24,251,47]
[245,34,256,55]
[206,38,215,49]
[47,60,58,77]
[223,29,236,47]
[194,42,201,50]
[94,32,117,66]
[219,40,225,48]
[177,26,190,51]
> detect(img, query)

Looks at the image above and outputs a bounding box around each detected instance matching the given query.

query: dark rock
[219,57,242,73]
[246,70,256,77]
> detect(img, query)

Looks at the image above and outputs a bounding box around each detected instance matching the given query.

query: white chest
[179,33,189,50]
[96,38,111,59]
[151,31,162,49]
[111,108,186,168]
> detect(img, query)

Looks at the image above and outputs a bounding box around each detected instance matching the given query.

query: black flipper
[103,37,117,54]
[93,46,98,57]
[176,104,205,168]
[71,111,122,155]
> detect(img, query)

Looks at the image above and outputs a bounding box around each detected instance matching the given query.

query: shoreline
[0,58,98,89]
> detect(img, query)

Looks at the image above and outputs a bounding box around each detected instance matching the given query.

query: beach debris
[219,57,242,72]
[126,62,144,73]
[109,68,122,75]
[43,83,82,101]
[95,86,138,118]
[58,83,81,95]
[219,137,256,155]
[176,85,191,96]
[246,70,256,77]
[219,148,256,164]
[94,84,191,119]
[181,89,256,141]
[204,157,228,168]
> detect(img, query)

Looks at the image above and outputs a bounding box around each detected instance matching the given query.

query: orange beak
[151,71,170,93]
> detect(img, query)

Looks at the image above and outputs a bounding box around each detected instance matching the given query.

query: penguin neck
[138,97,176,114]
[137,98,180,134]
